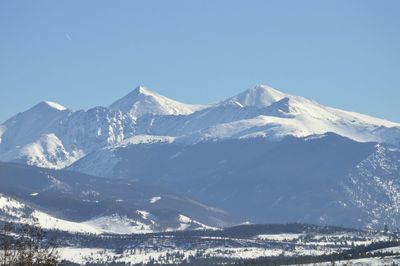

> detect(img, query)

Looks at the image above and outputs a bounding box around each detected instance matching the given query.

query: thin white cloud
[65,33,72,41]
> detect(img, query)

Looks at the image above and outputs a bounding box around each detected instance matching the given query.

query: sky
[0,0,399,123]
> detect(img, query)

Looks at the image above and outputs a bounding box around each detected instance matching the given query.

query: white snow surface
[0,194,218,235]
[84,214,154,234]
[117,134,175,147]
[1,84,399,169]
[224,85,287,108]
[0,133,81,169]
[0,194,101,234]
[149,196,161,204]
[109,86,206,117]
[175,214,217,231]
[43,101,67,111]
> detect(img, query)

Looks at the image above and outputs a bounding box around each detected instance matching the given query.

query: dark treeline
[142,241,400,266]
[2,221,397,266]
[44,223,362,250]
[144,223,360,238]
[60,240,400,266]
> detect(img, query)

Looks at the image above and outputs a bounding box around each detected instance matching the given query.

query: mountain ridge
[109,85,207,118]
[70,133,400,229]
[0,84,399,169]
[1,85,400,230]
[0,161,232,234]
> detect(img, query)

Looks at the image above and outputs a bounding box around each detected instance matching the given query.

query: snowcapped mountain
[223,85,287,108]
[1,84,399,169]
[109,86,206,118]
[161,85,400,144]
[0,101,70,151]
[1,84,400,230]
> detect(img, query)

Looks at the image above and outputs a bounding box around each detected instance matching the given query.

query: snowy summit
[0,84,399,169]
[109,86,205,118]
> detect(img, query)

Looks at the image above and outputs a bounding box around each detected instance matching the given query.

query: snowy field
[301,256,400,266]
[53,231,400,265]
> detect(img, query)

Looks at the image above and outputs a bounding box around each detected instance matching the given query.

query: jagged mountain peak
[41,101,68,111]
[224,85,288,108]
[109,85,205,117]
[123,85,158,98]
[133,85,156,95]
[30,101,68,112]
[1,83,400,171]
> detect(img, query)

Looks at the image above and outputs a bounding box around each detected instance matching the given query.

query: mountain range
[0,85,399,231]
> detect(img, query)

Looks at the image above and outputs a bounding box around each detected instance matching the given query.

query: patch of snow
[177,214,217,231]
[117,135,175,147]
[136,210,156,221]
[43,101,67,111]
[149,196,161,204]
[0,195,25,211]
[29,210,102,234]
[84,214,154,234]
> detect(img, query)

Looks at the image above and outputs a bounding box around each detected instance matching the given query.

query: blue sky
[0,0,399,123]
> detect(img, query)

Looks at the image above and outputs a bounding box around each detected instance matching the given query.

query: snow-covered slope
[109,86,206,118]
[0,106,131,168]
[0,101,70,152]
[0,194,102,234]
[170,85,400,144]
[0,162,232,233]
[0,194,214,234]
[0,134,80,169]
[341,144,400,229]
[0,84,399,169]
[1,84,400,231]
[223,85,287,108]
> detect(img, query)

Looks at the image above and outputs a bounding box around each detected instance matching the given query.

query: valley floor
[51,228,400,265]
